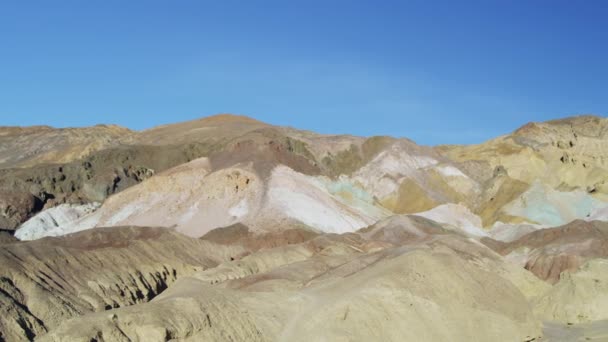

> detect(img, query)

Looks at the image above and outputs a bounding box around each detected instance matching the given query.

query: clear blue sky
[1,1,606,145]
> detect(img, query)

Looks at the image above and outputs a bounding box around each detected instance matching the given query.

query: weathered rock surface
[439,115,608,226]
[0,142,215,231]
[7,114,608,236]
[201,223,319,252]
[0,231,17,244]
[14,202,100,240]
[39,218,545,342]
[0,226,243,341]
[493,220,608,284]
[2,113,608,341]
[535,259,608,324]
[0,124,132,169]
[0,191,41,231]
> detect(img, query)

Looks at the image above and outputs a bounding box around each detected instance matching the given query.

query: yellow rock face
[534,259,608,323]
[441,115,608,196]
[437,115,608,226]
[0,124,133,169]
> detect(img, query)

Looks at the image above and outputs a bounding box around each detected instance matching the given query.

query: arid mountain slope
[0,124,133,169]
[535,259,608,324]
[1,115,369,232]
[0,226,243,341]
[0,143,214,231]
[131,113,269,145]
[493,220,608,284]
[37,218,546,342]
[10,114,608,239]
[2,113,608,341]
[439,115,608,226]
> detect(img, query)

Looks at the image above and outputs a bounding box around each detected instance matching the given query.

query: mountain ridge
[5,112,607,240]
[3,112,608,341]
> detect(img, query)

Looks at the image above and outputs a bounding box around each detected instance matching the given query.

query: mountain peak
[544,114,605,126]
[197,113,265,125]
[513,114,606,137]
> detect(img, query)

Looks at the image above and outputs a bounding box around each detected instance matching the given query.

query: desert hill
[2,113,608,341]
[8,114,608,241]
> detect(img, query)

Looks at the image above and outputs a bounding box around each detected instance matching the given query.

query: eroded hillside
[2,113,608,341]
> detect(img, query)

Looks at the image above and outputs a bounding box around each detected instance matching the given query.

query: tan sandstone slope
[37,217,546,342]
[0,226,243,341]
[0,124,133,169]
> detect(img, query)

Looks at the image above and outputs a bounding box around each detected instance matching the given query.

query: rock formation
[1,113,608,341]
[0,226,242,341]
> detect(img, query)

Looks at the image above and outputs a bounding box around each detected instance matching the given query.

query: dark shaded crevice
[16,317,38,341]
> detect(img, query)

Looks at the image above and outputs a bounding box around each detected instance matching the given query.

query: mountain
[9,114,608,240]
[0,124,133,169]
[2,113,608,341]
[438,115,608,226]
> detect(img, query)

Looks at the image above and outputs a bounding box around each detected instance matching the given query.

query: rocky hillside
[438,115,608,226]
[8,114,608,241]
[0,124,133,169]
[0,226,242,341]
[13,218,546,342]
[2,113,608,341]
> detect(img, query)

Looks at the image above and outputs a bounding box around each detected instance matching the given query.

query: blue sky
[1,1,606,145]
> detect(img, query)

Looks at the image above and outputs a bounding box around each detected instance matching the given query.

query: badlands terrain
[2,114,608,341]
